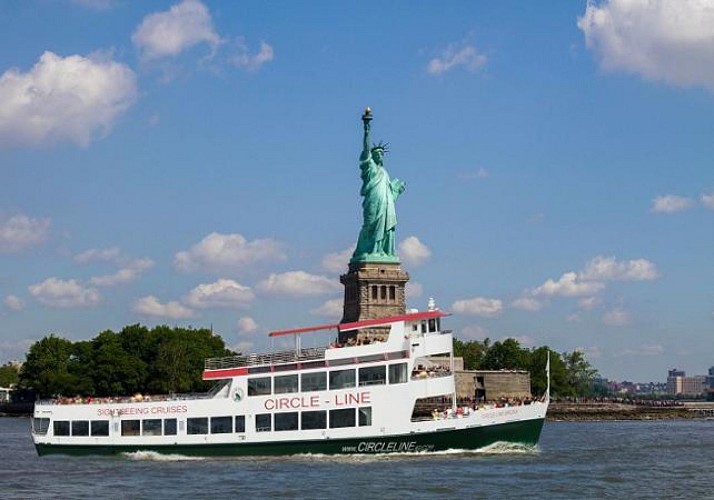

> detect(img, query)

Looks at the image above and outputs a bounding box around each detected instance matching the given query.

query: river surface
[2,417,713,499]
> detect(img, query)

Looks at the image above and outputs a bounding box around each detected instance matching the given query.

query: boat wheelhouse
[31,309,548,456]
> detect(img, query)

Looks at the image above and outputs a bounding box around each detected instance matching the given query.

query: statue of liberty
[351,108,406,263]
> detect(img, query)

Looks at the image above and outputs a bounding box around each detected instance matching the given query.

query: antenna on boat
[545,349,551,403]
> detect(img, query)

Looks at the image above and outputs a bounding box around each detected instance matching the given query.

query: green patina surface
[35,418,545,457]
[351,108,406,264]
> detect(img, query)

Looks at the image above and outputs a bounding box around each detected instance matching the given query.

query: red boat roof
[268,309,447,337]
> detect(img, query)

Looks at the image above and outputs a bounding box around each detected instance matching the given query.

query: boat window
[142,419,162,436]
[386,350,408,361]
[91,420,109,437]
[248,377,272,396]
[421,320,427,334]
[359,407,372,427]
[187,417,208,435]
[32,418,50,435]
[256,413,272,432]
[274,412,299,431]
[388,363,408,384]
[301,371,327,392]
[121,420,140,436]
[358,354,384,363]
[164,419,177,436]
[329,369,355,390]
[274,374,299,394]
[71,420,89,436]
[412,323,418,332]
[274,363,298,372]
[53,421,70,436]
[428,319,437,332]
[329,408,356,429]
[211,416,232,434]
[359,365,386,386]
[235,415,245,433]
[301,360,326,370]
[301,410,326,430]
[436,318,441,331]
[248,365,272,374]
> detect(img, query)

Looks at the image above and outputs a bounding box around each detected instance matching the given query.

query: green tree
[19,335,79,397]
[453,338,488,370]
[88,330,148,396]
[481,338,527,370]
[562,349,599,396]
[0,363,20,387]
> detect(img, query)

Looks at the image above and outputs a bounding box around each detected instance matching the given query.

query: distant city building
[667,369,708,396]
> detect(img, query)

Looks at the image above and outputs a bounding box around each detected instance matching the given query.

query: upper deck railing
[204,347,327,371]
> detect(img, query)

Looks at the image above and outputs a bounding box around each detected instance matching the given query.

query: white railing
[205,347,327,370]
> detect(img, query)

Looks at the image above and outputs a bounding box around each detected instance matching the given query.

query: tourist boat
[30,308,549,456]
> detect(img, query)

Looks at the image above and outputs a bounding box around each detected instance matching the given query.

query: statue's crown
[371,141,389,153]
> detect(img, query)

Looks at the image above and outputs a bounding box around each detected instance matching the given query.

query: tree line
[17,324,232,399]
[454,337,601,397]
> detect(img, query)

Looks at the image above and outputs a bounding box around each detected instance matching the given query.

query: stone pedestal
[339,261,409,343]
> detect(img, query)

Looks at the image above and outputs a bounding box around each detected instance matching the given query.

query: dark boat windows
[359,407,372,427]
[164,418,177,436]
[187,417,209,435]
[235,415,246,433]
[329,408,356,429]
[71,420,89,436]
[329,369,356,390]
[211,416,233,434]
[388,363,408,384]
[248,376,272,396]
[53,421,70,436]
[301,410,327,430]
[274,374,299,394]
[301,371,327,392]
[142,419,162,436]
[121,420,140,436]
[359,365,386,386]
[90,420,109,437]
[32,418,50,435]
[274,412,299,431]
[256,413,272,432]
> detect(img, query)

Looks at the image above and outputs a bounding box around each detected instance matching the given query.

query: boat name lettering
[96,405,189,417]
[263,391,371,411]
[481,408,518,419]
[355,441,435,453]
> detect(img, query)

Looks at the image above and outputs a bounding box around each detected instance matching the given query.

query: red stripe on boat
[339,310,447,332]
[268,322,340,337]
[202,367,248,379]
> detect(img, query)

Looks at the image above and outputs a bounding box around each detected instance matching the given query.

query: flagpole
[545,350,551,403]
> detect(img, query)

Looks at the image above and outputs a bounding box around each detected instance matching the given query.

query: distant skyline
[1,1,713,381]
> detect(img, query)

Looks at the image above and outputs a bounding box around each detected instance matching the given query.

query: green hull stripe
[36,418,545,457]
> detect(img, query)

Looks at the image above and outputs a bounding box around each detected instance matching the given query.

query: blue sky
[1,0,713,382]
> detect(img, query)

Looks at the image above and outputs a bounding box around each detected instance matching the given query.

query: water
[2,417,713,499]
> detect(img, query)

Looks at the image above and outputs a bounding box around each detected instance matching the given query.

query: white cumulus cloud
[405,281,423,300]
[258,271,341,298]
[651,195,694,213]
[0,214,50,253]
[0,51,136,148]
[4,295,25,311]
[133,295,196,319]
[184,279,254,308]
[533,272,604,298]
[578,0,714,92]
[175,232,285,273]
[89,258,154,287]
[399,236,431,266]
[702,193,714,210]
[74,247,121,264]
[29,278,101,308]
[460,324,489,340]
[230,39,274,71]
[310,298,343,318]
[132,0,221,61]
[321,246,354,274]
[580,256,659,281]
[603,307,631,326]
[237,316,258,334]
[451,297,503,317]
[427,43,487,75]
[511,297,543,312]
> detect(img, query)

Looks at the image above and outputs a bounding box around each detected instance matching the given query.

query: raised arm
[361,107,372,158]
